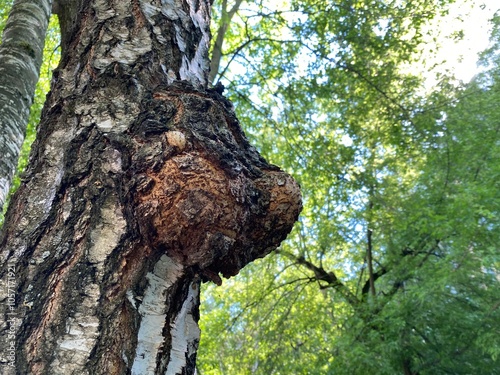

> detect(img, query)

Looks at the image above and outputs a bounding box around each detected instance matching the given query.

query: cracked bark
[0,0,301,374]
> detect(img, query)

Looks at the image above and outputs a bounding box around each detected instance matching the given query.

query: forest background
[0,0,499,374]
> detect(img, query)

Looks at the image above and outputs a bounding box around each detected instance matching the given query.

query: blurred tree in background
[0,3,60,221]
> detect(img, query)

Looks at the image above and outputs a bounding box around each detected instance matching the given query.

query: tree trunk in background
[0,0,301,374]
[0,0,53,211]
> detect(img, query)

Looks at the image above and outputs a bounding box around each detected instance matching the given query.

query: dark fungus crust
[132,83,302,283]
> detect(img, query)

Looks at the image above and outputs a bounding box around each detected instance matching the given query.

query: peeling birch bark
[0,0,301,374]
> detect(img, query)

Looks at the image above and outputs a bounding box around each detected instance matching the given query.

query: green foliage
[0,0,12,40]
[198,1,499,374]
[200,255,341,375]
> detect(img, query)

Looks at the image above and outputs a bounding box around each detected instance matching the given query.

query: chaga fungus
[134,84,302,282]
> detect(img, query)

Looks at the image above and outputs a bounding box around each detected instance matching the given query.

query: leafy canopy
[198,1,500,374]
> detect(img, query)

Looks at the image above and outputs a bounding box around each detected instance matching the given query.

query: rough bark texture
[0,0,53,211]
[0,0,301,374]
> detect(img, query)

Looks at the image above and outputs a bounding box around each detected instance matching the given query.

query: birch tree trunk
[0,0,301,374]
[0,0,53,210]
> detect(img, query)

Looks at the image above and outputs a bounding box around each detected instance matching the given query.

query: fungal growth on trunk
[133,84,302,284]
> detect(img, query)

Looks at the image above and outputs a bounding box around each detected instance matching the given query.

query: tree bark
[0,0,53,211]
[0,0,301,374]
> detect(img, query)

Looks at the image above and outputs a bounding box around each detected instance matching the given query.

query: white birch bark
[0,1,301,374]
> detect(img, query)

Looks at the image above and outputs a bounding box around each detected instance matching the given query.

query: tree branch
[209,0,245,83]
[278,250,359,307]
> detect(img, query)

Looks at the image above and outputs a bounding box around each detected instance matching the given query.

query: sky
[431,0,498,82]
